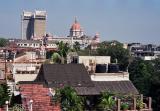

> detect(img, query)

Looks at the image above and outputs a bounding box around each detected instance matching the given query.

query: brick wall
[20,84,60,111]
[0,108,5,111]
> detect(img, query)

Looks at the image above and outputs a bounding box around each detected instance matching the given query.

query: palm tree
[98,92,116,111]
[52,41,70,64]
[54,86,84,111]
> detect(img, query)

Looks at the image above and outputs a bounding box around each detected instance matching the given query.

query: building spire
[75,16,78,23]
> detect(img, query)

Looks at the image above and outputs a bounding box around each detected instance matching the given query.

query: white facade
[91,72,129,81]
[12,63,40,83]
[78,56,111,72]
[17,40,57,49]
[141,56,157,60]
[14,74,37,83]
[79,56,111,65]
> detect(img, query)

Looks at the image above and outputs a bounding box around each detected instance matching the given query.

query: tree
[51,53,61,64]
[52,41,70,64]
[149,58,160,110]
[128,58,153,95]
[98,92,115,111]
[128,58,160,111]
[0,38,8,47]
[55,86,83,111]
[0,84,9,107]
[73,41,81,52]
[97,41,130,71]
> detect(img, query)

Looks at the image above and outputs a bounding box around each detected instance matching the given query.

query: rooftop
[20,64,138,95]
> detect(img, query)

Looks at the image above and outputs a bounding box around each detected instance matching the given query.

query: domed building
[69,18,84,38]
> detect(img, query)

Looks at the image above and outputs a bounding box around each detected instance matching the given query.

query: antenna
[75,16,78,23]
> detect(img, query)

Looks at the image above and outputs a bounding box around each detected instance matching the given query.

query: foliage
[0,83,9,107]
[98,92,116,110]
[52,88,61,104]
[57,41,70,58]
[128,58,160,111]
[128,58,153,95]
[97,40,130,71]
[121,103,129,110]
[51,52,61,64]
[52,41,70,64]
[136,99,144,110]
[0,38,8,47]
[54,86,84,111]
[46,51,54,59]
[73,41,81,51]
[149,58,160,110]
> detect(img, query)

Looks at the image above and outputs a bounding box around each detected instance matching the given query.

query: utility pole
[4,49,7,83]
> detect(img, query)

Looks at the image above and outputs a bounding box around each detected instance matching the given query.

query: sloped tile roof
[35,64,94,87]
[19,64,139,95]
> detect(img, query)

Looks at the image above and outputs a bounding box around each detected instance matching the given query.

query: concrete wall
[78,56,111,71]
[141,56,157,60]
[14,74,37,83]
[79,56,110,64]
[12,63,40,83]
[34,19,46,38]
[91,72,129,81]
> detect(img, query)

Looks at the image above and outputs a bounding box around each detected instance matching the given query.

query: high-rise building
[33,11,47,40]
[21,11,34,40]
[21,11,47,40]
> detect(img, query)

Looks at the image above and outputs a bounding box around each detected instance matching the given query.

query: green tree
[51,52,61,64]
[98,92,115,111]
[128,58,153,95]
[0,83,9,107]
[73,41,81,52]
[97,41,130,71]
[149,58,160,110]
[52,41,70,64]
[55,86,83,111]
[0,38,8,47]
[128,58,160,111]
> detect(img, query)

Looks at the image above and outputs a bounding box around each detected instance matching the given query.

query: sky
[0,0,160,44]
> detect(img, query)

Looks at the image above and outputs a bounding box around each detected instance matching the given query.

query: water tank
[95,64,107,73]
[108,64,119,73]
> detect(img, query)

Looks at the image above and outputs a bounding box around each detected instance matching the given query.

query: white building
[78,56,130,81]
[78,56,111,72]
[12,63,39,83]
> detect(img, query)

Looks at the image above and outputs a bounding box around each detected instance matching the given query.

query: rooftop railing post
[5,101,9,111]
[148,97,152,110]
[29,100,33,111]
[140,94,143,102]
[133,97,136,110]
[117,99,121,111]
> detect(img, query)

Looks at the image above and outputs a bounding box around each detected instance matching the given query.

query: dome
[71,23,81,30]
[70,18,81,30]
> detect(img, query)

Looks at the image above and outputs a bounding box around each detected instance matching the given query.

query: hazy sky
[0,0,160,44]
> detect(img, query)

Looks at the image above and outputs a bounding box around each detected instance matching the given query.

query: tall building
[69,17,84,38]
[21,11,47,40]
[33,11,47,40]
[21,11,34,40]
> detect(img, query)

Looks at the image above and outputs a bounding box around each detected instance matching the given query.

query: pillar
[117,99,121,111]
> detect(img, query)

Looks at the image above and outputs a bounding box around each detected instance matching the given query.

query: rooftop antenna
[75,16,78,23]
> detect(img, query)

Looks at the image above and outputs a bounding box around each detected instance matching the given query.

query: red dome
[71,23,81,30]
[70,18,81,30]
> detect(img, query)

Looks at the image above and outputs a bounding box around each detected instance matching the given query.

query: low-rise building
[128,43,160,60]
